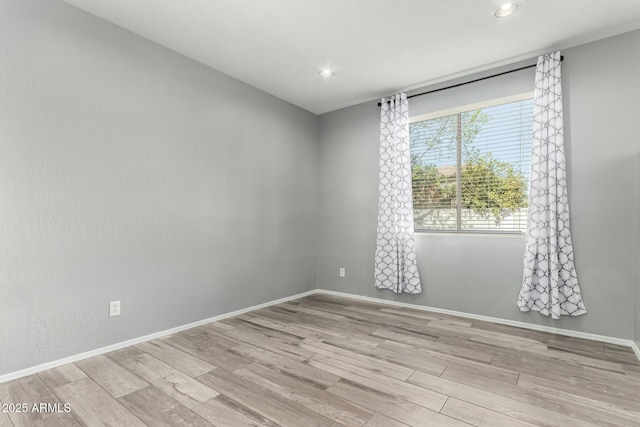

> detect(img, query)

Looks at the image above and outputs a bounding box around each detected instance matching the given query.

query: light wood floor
[1,294,639,427]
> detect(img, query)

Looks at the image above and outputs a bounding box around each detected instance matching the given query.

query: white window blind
[410,94,533,233]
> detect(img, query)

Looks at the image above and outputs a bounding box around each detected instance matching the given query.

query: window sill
[414,231,526,238]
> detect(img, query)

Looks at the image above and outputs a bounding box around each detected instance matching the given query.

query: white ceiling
[61,0,640,114]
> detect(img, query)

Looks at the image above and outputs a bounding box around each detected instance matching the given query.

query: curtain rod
[377,55,564,106]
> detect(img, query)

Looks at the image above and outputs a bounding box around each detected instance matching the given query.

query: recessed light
[493,1,520,18]
[318,69,335,79]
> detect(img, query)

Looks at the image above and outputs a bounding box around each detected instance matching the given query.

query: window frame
[409,91,534,235]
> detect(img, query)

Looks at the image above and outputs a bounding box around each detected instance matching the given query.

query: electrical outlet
[109,301,121,317]
[339,268,346,278]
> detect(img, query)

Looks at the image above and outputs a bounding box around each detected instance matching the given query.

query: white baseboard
[0,289,316,385]
[632,341,640,362]
[2,287,638,384]
[315,289,638,350]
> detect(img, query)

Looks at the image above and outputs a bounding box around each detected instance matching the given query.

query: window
[410,93,533,233]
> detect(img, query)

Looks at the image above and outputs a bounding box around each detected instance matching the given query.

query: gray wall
[635,151,640,347]
[318,29,640,340]
[0,0,318,376]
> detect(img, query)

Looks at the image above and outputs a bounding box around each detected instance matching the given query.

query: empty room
[1,0,640,426]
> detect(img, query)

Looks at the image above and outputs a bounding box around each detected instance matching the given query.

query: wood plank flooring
[1,294,639,426]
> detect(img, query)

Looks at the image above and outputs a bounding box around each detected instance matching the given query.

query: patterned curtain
[517,52,586,318]
[374,93,421,294]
